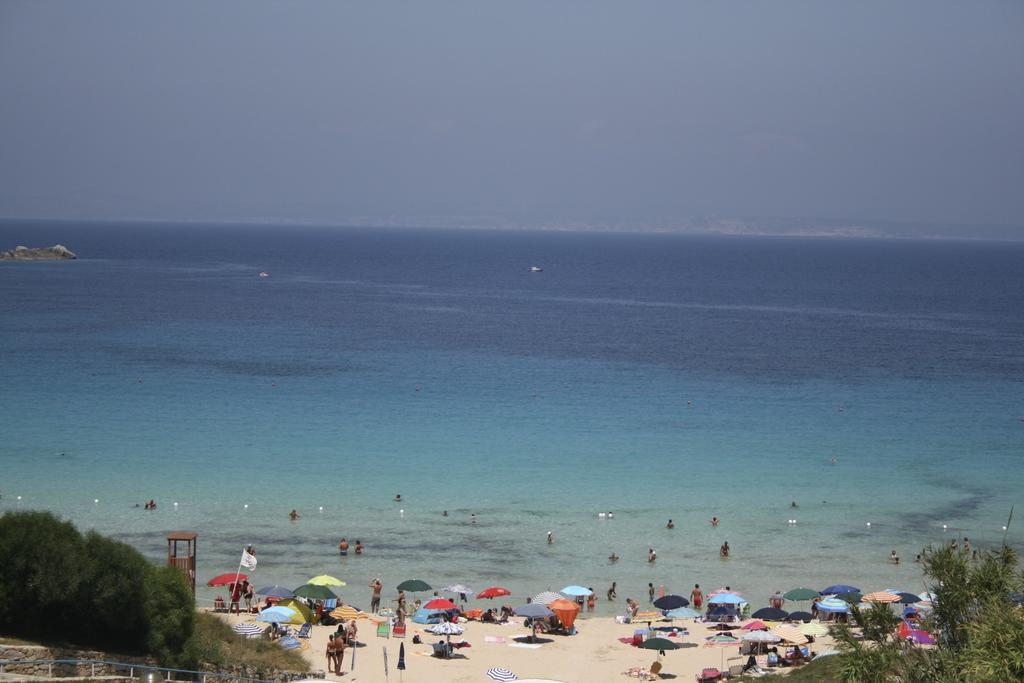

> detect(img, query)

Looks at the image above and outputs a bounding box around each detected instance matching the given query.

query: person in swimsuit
[547,531,554,544]
[648,548,657,563]
[608,552,619,562]
[720,541,730,557]
[666,519,674,529]
[587,591,596,611]
[710,516,719,527]
[394,493,402,502]
[691,584,703,609]
[354,539,363,555]
[289,509,299,521]
[338,537,349,555]
[607,581,617,600]
[648,583,655,602]
[369,578,382,613]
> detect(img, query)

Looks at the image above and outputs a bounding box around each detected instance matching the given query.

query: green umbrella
[837,592,863,604]
[397,579,432,592]
[640,637,680,651]
[783,588,819,601]
[294,583,339,600]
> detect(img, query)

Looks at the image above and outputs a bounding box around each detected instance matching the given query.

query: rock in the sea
[0,244,77,260]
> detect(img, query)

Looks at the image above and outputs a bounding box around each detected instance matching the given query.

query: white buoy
[94,498,99,504]
[319,506,324,512]
[1003,525,1008,531]
[16,496,21,501]
[244,503,249,509]
[943,524,947,530]
[173,501,179,507]
[866,522,871,527]
[598,512,606,518]
[400,509,405,516]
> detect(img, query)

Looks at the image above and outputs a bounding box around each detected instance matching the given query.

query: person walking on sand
[691,584,703,609]
[607,581,617,600]
[369,578,382,613]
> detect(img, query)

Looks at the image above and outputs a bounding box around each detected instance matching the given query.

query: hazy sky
[2,1,1022,230]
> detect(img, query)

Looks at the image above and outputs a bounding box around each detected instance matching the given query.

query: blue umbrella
[665,607,700,619]
[707,593,745,605]
[751,607,788,620]
[255,585,295,599]
[816,598,851,613]
[514,603,555,619]
[821,584,860,595]
[397,642,405,671]
[257,606,298,622]
[560,585,593,597]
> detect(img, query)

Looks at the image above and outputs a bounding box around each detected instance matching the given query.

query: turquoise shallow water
[1,222,1022,614]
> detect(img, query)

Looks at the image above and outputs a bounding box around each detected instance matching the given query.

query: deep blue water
[1,221,1022,611]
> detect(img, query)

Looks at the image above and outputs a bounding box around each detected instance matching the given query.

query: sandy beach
[214,609,837,683]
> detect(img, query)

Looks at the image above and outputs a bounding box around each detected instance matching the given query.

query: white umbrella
[741,630,781,642]
[443,584,474,595]
[426,622,464,635]
[486,668,518,682]
[532,591,564,605]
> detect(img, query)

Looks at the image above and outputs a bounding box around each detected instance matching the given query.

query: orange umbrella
[549,598,581,630]
[863,591,900,603]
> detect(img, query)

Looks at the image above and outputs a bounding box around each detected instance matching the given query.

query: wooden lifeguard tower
[167,531,198,596]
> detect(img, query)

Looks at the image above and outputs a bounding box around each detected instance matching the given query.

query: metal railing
[0,659,273,683]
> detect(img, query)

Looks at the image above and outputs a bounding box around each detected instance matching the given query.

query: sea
[1,221,1022,614]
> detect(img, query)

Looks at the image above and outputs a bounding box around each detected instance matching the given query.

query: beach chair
[296,623,312,639]
[392,622,407,638]
[376,621,389,638]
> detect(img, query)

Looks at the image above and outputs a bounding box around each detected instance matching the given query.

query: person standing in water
[338,537,349,555]
[690,584,703,609]
[720,541,730,558]
[607,582,617,600]
[369,578,382,613]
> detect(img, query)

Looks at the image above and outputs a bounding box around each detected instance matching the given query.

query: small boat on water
[258,272,269,278]
[530,266,543,272]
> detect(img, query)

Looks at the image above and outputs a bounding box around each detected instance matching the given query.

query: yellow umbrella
[308,574,347,587]
[863,591,899,603]
[770,624,808,644]
[330,604,369,621]
[799,622,829,637]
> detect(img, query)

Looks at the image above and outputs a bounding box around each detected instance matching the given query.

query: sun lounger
[295,623,312,639]
[392,622,407,638]
[376,621,389,638]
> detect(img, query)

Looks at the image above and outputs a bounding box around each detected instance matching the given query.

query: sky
[1,1,1022,234]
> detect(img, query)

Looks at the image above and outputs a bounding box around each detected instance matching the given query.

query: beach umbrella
[308,574,346,587]
[532,591,564,605]
[707,592,745,605]
[331,604,370,621]
[894,592,923,604]
[708,588,741,598]
[255,585,295,599]
[486,668,518,682]
[257,606,298,623]
[653,595,689,610]
[397,641,405,674]
[771,625,808,644]
[423,598,458,611]
[632,611,663,623]
[665,607,700,619]
[233,622,262,638]
[706,605,740,621]
[788,611,814,622]
[822,584,860,595]
[294,583,338,600]
[207,573,248,587]
[442,584,473,596]
[799,622,829,637]
[751,607,788,621]
[816,598,850,614]
[640,637,680,651]
[837,592,863,604]
[548,598,581,630]
[742,620,767,631]
[704,633,740,646]
[426,622,464,635]
[864,591,900,604]
[560,585,593,597]
[397,579,431,592]
[783,588,819,601]
[514,603,555,619]
[477,586,512,599]
[742,630,780,642]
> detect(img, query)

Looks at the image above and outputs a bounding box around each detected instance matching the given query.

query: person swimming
[666,519,675,529]
[394,494,402,502]
[608,552,619,562]
[710,516,720,526]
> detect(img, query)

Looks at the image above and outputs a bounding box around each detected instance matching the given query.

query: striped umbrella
[233,622,262,638]
[863,591,900,604]
[771,625,808,644]
[330,604,369,621]
[486,668,518,682]
[532,591,564,605]
[703,633,740,647]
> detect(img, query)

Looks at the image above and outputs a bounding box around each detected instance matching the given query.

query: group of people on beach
[325,619,358,673]
[337,537,364,555]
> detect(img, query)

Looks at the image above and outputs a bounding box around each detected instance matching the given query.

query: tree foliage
[833,544,1024,682]
[0,511,194,664]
